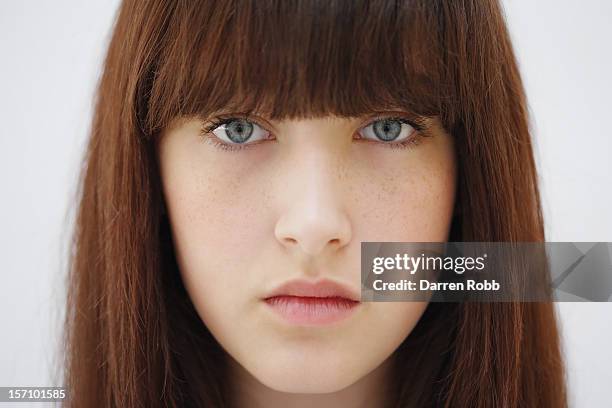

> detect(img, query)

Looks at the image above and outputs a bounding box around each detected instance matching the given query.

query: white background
[0,1,610,406]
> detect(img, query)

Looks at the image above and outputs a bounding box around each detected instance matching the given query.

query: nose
[274,149,352,257]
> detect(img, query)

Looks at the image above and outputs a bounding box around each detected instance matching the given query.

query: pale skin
[156,113,457,408]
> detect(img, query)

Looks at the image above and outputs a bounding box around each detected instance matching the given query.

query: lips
[262,279,361,325]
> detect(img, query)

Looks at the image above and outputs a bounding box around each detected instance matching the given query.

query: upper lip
[263,278,361,302]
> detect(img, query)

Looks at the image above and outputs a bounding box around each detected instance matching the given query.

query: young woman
[64,0,567,406]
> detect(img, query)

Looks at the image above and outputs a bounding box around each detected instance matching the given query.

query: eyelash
[199,115,428,152]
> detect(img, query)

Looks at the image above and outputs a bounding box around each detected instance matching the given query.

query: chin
[247,356,366,394]
[258,370,359,394]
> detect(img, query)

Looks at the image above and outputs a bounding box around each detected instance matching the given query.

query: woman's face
[156,113,456,393]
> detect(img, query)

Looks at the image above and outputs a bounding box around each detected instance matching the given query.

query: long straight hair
[64,0,566,406]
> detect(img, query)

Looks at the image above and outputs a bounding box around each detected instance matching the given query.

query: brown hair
[64,0,566,406]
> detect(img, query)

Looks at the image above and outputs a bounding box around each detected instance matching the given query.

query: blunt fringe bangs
[138,0,462,135]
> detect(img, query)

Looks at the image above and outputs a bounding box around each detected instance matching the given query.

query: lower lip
[264,296,360,325]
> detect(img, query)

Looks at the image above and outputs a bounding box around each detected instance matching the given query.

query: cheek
[349,144,456,242]
[160,138,272,266]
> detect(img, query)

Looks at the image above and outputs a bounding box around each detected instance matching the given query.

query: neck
[228,355,394,408]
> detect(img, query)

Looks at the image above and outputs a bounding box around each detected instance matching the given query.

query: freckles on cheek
[353,149,456,241]
[163,149,273,278]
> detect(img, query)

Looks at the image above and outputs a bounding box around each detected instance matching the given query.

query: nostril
[274,209,352,256]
